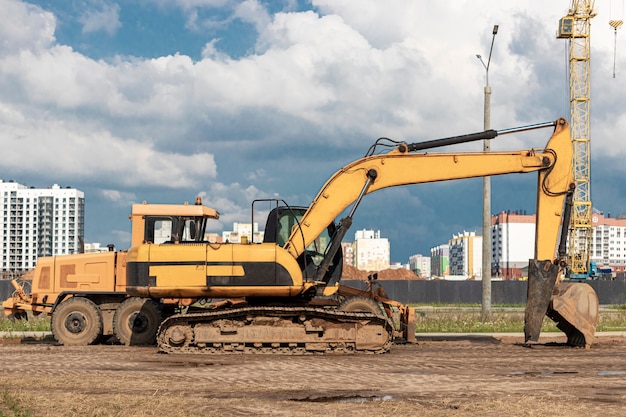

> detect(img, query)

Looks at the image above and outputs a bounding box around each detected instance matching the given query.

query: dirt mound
[341,264,423,280]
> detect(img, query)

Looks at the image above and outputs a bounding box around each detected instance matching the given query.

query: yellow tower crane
[557,1,596,278]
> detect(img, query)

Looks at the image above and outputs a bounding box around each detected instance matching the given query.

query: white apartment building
[408,253,431,278]
[1,180,84,273]
[348,208,626,280]
[491,211,536,280]
[591,212,626,274]
[489,210,626,278]
[83,242,114,253]
[352,229,390,272]
[433,212,533,280]
[222,222,263,244]
[449,231,482,278]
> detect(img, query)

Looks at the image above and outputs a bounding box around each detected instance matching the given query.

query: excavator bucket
[524,259,559,343]
[546,281,599,348]
[525,260,599,348]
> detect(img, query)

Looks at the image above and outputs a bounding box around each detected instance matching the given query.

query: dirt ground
[0,334,625,417]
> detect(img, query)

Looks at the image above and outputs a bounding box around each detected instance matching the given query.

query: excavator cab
[144,215,208,244]
[263,205,343,284]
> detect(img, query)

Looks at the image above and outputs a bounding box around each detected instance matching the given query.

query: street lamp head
[493,25,499,35]
[476,54,487,70]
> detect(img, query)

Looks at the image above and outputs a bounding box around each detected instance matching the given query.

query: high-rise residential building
[489,210,626,279]
[222,222,263,244]
[591,212,626,274]
[408,253,431,278]
[1,180,84,273]
[449,231,482,278]
[430,244,449,278]
[352,229,390,272]
[491,211,536,280]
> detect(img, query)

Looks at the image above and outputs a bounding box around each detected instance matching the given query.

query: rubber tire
[113,297,162,346]
[51,297,103,346]
[338,296,384,317]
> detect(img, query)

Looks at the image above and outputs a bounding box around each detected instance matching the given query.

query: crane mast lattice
[557,1,596,278]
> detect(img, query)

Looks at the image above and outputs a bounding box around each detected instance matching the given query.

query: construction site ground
[0,333,625,417]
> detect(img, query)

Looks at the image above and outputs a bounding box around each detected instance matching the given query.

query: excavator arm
[284,118,598,347]
[285,119,572,262]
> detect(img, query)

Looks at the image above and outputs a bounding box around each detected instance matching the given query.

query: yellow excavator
[123,117,598,353]
[3,118,597,352]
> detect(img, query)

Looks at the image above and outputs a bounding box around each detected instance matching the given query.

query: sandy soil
[0,334,625,417]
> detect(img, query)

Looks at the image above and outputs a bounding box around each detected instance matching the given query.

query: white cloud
[0,107,217,188]
[0,0,56,53]
[168,0,231,10]
[100,189,137,205]
[246,168,266,182]
[3,0,625,162]
[199,182,270,231]
[234,0,271,33]
[79,3,122,36]
[3,0,624,185]
[201,39,229,60]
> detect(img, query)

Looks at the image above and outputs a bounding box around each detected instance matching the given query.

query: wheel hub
[64,312,87,334]
[128,312,149,333]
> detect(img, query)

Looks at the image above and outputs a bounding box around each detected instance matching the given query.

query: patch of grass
[3,305,626,335]
[414,307,626,333]
[0,315,50,332]
[0,388,33,417]
[414,310,541,333]
[597,309,626,331]
[418,303,525,309]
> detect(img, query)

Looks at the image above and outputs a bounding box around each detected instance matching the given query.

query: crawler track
[157,305,394,354]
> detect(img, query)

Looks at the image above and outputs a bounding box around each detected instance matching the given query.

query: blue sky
[29,1,297,60]
[2,0,626,263]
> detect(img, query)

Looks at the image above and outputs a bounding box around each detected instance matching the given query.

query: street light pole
[477,24,498,320]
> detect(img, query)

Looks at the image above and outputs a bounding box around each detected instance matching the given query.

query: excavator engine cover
[547,281,599,348]
[525,259,559,343]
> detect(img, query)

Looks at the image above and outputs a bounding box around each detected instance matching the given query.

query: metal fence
[1,279,625,312]
[342,279,626,305]
[0,280,15,307]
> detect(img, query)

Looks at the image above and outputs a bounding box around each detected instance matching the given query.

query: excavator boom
[284,120,573,262]
[281,117,597,348]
